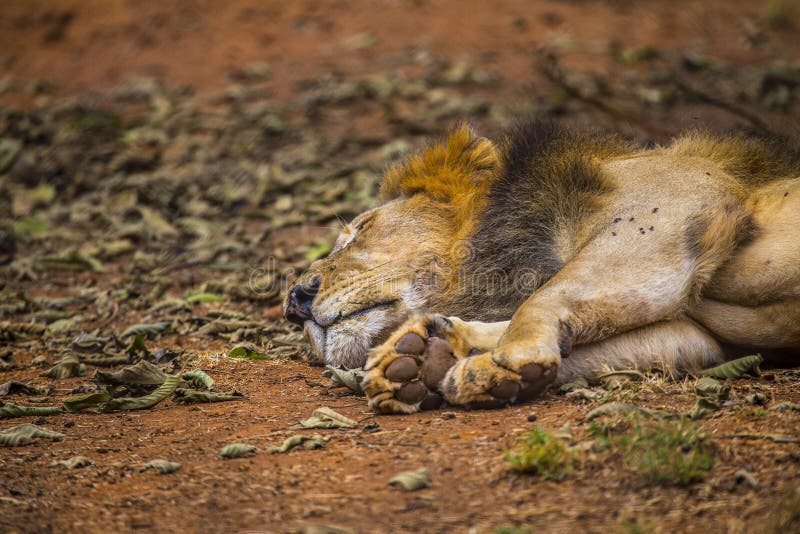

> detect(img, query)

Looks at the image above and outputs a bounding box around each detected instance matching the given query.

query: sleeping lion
[283,120,800,414]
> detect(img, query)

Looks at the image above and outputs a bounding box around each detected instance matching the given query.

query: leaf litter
[0,423,65,446]
[220,443,257,459]
[0,380,46,396]
[48,456,92,469]
[388,468,432,491]
[40,354,87,379]
[702,354,763,379]
[268,434,332,453]
[324,366,365,395]
[100,375,181,412]
[140,459,182,474]
[173,389,245,404]
[1,402,64,419]
[299,407,357,429]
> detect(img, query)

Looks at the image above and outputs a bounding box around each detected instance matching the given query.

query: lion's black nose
[285,279,320,325]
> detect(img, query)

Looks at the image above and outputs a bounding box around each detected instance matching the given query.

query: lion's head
[283,125,502,368]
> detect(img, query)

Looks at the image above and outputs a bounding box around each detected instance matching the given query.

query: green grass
[505,427,574,480]
[590,416,714,486]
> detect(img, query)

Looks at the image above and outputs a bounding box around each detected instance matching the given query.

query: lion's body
[284,121,800,413]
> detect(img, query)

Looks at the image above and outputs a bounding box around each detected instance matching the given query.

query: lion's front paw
[363,315,466,414]
[440,345,559,409]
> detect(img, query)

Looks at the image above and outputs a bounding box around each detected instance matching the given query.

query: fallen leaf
[126,334,151,357]
[70,333,112,353]
[48,455,92,469]
[0,402,63,419]
[34,250,104,273]
[0,381,45,397]
[703,354,763,379]
[120,321,172,339]
[185,292,222,304]
[558,377,589,393]
[565,388,606,403]
[40,354,87,379]
[140,459,182,474]
[220,443,256,459]
[172,389,244,404]
[325,366,365,395]
[0,423,65,446]
[94,360,169,390]
[388,468,431,491]
[268,434,331,454]
[79,353,130,367]
[101,375,181,412]
[688,377,731,419]
[228,344,272,360]
[745,392,769,405]
[180,369,214,390]
[596,370,645,390]
[299,407,357,429]
[63,391,111,412]
[47,318,76,335]
[734,469,759,489]
[773,401,800,412]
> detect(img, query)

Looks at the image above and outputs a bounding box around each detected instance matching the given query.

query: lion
[283,120,800,414]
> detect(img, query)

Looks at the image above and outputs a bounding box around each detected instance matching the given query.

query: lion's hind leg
[556,319,725,385]
[363,315,507,414]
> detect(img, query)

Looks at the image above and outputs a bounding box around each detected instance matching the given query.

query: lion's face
[283,125,501,368]
[284,197,455,368]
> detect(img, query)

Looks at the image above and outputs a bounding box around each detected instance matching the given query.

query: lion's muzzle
[284,278,320,325]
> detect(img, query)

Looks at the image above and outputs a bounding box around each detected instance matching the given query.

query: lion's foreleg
[439,207,745,407]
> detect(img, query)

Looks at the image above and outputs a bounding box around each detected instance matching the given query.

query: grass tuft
[590,416,714,486]
[505,427,574,480]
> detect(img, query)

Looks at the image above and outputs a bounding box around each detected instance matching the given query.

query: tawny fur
[285,120,800,413]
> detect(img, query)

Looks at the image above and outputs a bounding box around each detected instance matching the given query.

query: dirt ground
[1,1,800,532]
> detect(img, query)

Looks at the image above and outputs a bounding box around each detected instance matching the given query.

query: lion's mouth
[312,299,399,328]
[303,299,404,368]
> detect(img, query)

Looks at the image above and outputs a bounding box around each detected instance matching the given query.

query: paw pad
[395,381,427,404]
[419,337,456,390]
[395,333,425,354]
[385,356,419,382]
[489,378,521,400]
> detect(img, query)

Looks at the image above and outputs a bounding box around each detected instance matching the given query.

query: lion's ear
[379,124,501,203]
